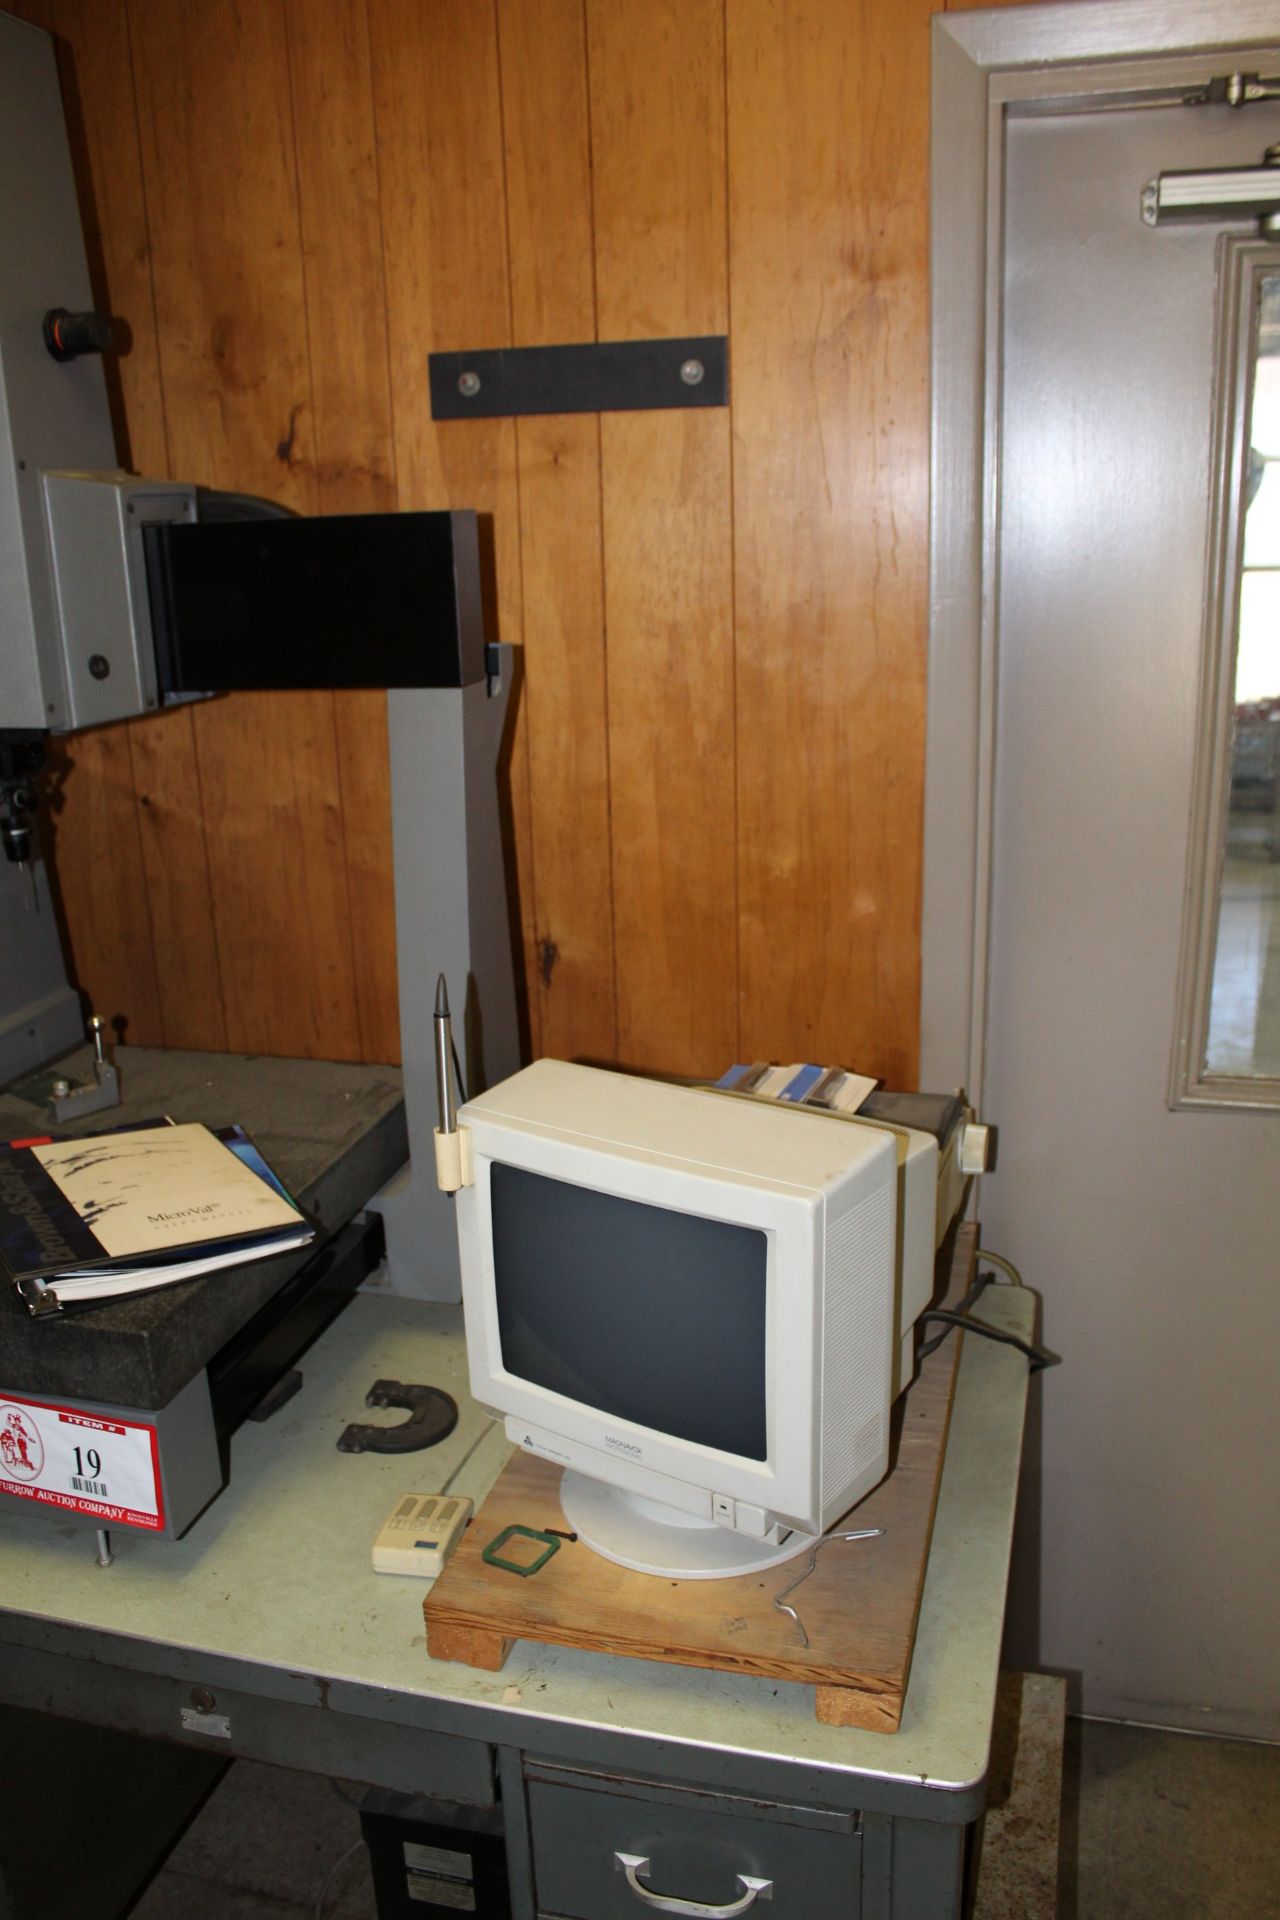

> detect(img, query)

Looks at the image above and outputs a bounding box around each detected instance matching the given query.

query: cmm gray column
[372,649,522,1300]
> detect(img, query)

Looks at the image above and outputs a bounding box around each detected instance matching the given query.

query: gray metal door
[986,94,1280,1737]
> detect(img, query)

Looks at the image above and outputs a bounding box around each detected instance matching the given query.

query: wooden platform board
[425,1232,972,1732]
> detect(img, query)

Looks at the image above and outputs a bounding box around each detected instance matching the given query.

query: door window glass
[1205,273,1280,1081]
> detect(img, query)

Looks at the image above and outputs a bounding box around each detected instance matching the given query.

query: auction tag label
[0,1396,164,1529]
[403,1842,476,1910]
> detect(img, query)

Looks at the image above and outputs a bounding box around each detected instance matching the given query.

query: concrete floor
[2,1707,1278,1917]
[1058,1720,1280,1920]
[127,1763,375,1920]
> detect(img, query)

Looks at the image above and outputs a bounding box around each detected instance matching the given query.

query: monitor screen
[490,1161,768,1460]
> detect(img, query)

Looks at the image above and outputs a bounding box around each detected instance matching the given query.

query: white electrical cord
[974,1246,1024,1286]
[315,1835,365,1919]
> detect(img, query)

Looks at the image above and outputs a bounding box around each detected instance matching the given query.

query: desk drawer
[527,1766,861,1920]
[0,1637,496,1808]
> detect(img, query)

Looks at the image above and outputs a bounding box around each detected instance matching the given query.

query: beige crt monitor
[452,1061,937,1580]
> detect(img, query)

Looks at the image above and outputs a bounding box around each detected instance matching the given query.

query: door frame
[921,0,1280,1104]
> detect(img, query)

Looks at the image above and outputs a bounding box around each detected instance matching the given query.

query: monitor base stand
[559,1470,816,1581]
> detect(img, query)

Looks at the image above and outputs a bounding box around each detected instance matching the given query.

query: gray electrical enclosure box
[40,472,197,731]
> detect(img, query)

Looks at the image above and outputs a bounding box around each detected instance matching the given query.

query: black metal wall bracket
[429,336,728,420]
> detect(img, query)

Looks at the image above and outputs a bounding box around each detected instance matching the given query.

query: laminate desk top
[0,1284,1035,1823]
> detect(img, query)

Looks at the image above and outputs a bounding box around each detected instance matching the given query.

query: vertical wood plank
[52,0,167,476]
[498,0,616,1065]
[588,0,728,339]
[55,0,230,1056]
[20,0,218,1051]
[507,414,613,1061]
[60,0,228,1053]
[129,0,316,511]
[499,0,596,350]
[40,728,164,1048]
[124,708,228,1050]
[284,0,395,520]
[588,0,737,1078]
[727,0,931,1088]
[130,0,364,1060]
[599,412,737,1076]
[118,704,230,1053]
[184,691,361,1058]
[286,0,400,1062]
[6,0,56,29]
[369,0,535,1053]
[368,0,518,620]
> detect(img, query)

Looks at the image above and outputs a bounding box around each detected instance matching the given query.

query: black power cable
[918,1270,1059,1373]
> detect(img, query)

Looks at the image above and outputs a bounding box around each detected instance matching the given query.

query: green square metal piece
[481,1524,561,1577]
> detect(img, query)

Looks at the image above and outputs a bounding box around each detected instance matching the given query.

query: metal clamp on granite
[49,1014,121,1123]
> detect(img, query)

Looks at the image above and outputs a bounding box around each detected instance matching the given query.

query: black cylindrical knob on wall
[43,307,114,361]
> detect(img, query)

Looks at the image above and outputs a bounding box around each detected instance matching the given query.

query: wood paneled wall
[17,0,1014,1089]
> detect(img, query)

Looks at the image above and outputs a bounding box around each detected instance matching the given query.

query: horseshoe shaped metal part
[336,1378,459,1455]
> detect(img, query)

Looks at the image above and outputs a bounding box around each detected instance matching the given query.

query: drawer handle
[614,1851,773,1916]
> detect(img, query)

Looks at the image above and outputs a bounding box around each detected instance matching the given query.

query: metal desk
[0,1288,1033,1918]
